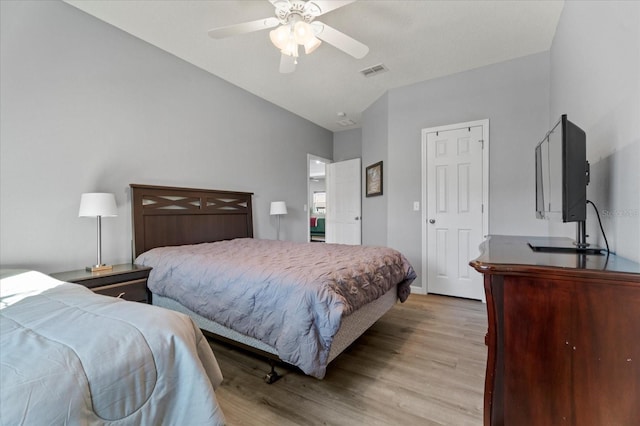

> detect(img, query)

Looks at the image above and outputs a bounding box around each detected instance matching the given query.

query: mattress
[137,238,416,378]
[0,270,226,425]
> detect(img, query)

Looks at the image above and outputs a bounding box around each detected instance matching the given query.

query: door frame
[420,119,489,295]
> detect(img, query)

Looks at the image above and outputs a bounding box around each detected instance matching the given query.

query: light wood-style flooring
[209,294,487,425]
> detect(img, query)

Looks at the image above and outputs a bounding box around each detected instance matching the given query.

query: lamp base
[86,264,112,272]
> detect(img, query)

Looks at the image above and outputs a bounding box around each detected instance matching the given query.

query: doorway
[307,155,363,245]
[421,120,489,300]
[308,154,330,242]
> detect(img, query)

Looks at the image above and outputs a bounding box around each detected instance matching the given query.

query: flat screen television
[529,114,601,253]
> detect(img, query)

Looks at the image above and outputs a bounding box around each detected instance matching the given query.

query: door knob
[429,219,435,224]
[355,217,360,221]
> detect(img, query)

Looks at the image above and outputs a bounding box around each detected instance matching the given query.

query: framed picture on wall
[365,161,383,197]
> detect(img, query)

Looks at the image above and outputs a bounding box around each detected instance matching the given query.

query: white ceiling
[64,0,564,132]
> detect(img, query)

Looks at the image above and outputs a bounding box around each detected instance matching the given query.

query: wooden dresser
[470,235,640,426]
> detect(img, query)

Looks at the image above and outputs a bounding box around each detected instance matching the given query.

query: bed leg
[264,360,281,384]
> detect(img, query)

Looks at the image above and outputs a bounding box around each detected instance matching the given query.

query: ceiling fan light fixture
[269,25,291,50]
[293,21,314,45]
[304,36,322,54]
[281,40,299,58]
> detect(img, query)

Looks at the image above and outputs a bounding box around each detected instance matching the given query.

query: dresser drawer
[92,278,148,303]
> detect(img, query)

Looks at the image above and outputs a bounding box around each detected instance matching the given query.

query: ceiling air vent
[360,63,388,77]
[337,119,357,127]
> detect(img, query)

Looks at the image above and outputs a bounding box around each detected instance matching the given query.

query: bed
[0,269,226,425]
[131,184,416,380]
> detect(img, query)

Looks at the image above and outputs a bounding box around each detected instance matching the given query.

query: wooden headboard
[130,184,254,259]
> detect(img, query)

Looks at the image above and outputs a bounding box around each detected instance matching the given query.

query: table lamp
[270,201,288,240]
[79,192,118,272]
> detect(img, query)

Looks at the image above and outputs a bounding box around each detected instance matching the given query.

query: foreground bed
[131,184,416,380]
[0,269,226,425]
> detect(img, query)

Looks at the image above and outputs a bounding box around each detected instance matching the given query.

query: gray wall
[361,93,390,247]
[0,1,333,272]
[360,1,640,288]
[333,128,362,162]
[362,52,551,288]
[549,0,639,262]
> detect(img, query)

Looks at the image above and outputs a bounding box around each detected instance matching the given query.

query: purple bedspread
[136,238,416,378]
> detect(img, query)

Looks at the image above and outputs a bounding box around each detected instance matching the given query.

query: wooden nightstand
[51,264,152,303]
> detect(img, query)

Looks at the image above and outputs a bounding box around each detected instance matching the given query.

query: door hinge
[481,204,484,213]
[479,139,484,149]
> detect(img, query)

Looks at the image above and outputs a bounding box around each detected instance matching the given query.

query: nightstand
[51,264,152,303]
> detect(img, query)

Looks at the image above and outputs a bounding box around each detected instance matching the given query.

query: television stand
[471,235,640,426]
[527,236,603,255]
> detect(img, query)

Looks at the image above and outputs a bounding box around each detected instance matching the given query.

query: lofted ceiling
[64,0,564,132]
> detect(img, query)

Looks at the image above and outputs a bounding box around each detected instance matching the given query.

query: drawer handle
[117,292,126,298]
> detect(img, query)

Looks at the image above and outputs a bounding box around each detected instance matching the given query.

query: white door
[422,121,488,300]
[326,158,361,245]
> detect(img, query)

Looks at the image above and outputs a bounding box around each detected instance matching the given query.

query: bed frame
[131,184,254,259]
[130,184,398,382]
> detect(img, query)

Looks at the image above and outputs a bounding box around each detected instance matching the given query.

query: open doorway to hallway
[308,154,330,242]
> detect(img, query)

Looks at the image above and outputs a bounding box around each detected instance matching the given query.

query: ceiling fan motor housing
[274,0,320,25]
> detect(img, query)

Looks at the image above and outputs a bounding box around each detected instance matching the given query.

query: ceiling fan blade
[269,0,291,8]
[279,53,296,73]
[312,22,369,59]
[208,17,279,39]
[305,1,356,17]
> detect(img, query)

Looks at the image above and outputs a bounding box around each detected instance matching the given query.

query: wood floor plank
[210,294,487,425]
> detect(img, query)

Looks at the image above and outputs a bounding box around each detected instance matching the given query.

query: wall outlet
[413,201,420,211]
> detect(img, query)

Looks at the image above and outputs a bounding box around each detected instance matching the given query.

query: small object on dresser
[51,263,152,303]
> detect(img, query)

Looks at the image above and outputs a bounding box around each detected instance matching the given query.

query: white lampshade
[271,21,319,59]
[270,201,288,215]
[281,39,299,58]
[78,193,118,217]
[304,36,322,54]
[293,21,314,45]
[269,25,291,50]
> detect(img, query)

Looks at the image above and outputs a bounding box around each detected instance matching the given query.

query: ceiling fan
[207,0,369,73]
